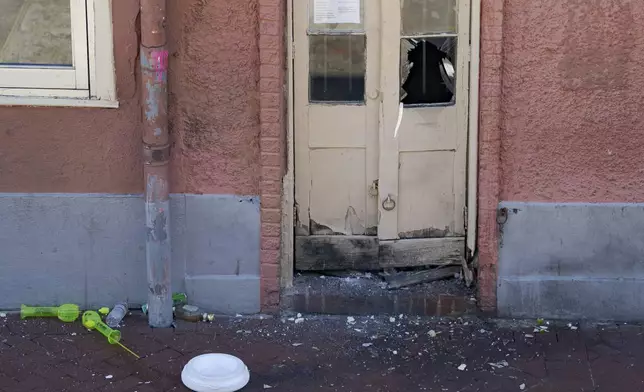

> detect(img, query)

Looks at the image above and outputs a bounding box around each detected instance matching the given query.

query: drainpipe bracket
[143,144,171,166]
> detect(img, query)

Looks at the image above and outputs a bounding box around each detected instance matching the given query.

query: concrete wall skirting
[0,193,260,314]
[498,202,644,321]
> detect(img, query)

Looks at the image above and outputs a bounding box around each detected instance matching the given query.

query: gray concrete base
[498,202,644,321]
[0,193,260,314]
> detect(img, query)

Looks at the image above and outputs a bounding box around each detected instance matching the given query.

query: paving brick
[4,315,644,391]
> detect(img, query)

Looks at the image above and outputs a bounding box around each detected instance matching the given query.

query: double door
[294,0,471,269]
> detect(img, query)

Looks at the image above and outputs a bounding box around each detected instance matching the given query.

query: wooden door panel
[397,151,458,238]
[308,105,366,148]
[398,106,458,152]
[294,0,380,237]
[309,148,367,235]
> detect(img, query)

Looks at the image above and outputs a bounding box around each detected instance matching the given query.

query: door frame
[280,0,482,287]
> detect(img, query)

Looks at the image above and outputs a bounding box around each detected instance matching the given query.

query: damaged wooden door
[295,0,470,271]
[294,0,380,238]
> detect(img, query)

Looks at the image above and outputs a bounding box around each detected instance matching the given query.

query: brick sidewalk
[1,313,643,391]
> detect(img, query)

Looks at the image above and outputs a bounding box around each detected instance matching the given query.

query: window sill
[0,96,119,109]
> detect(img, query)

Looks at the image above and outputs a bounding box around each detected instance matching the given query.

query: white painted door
[379,0,470,241]
[294,0,380,237]
[294,0,470,269]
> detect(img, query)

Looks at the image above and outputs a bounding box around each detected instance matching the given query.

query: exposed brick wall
[477,0,504,312]
[258,0,286,311]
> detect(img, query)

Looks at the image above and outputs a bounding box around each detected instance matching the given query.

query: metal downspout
[140,0,172,327]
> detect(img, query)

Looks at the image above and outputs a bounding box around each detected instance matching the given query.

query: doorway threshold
[281,272,477,317]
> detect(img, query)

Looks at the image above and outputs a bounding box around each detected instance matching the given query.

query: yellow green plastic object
[82,311,140,359]
[98,307,110,316]
[21,304,80,322]
[82,311,121,344]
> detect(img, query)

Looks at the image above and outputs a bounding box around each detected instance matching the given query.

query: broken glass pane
[309,35,366,103]
[400,37,456,105]
[401,0,457,35]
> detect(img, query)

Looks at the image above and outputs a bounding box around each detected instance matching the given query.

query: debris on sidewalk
[20,303,80,322]
[488,360,509,369]
[142,292,188,315]
[105,302,128,328]
[175,304,202,322]
[385,266,461,289]
[82,310,140,359]
[0,314,636,391]
[172,292,188,305]
[533,318,549,333]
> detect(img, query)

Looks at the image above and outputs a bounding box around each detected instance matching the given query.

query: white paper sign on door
[314,0,360,24]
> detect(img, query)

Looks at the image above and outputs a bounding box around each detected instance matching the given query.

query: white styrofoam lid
[181,353,250,392]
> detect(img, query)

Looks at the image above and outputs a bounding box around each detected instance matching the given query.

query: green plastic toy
[21,304,80,322]
[82,311,139,359]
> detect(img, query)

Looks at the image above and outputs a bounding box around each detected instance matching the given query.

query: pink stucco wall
[0,1,141,194]
[167,0,261,196]
[478,0,644,311]
[0,0,286,311]
[0,0,261,196]
[501,0,644,202]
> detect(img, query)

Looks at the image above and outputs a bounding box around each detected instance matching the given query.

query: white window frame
[0,0,117,108]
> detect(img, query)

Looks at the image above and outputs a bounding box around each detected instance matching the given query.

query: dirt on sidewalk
[1,312,644,391]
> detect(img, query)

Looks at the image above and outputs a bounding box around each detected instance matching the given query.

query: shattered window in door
[399,0,457,106]
[400,37,456,105]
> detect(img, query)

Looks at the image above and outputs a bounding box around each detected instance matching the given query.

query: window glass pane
[401,0,457,35]
[308,0,365,33]
[0,0,72,66]
[400,37,456,105]
[310,35,366,103]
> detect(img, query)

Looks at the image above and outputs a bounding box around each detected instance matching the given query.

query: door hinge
[291,41,296,57]
[463,206,468,231]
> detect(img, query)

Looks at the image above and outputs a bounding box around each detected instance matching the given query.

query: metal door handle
[382,195,396,211]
